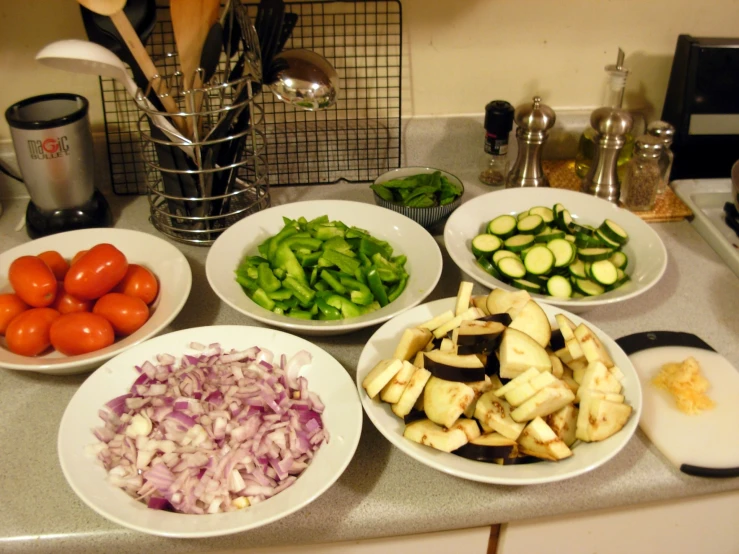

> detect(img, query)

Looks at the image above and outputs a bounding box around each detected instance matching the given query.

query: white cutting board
[621,332,739,477]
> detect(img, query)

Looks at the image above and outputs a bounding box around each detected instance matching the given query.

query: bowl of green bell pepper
[205,200,443,336]
[371,167,464,229]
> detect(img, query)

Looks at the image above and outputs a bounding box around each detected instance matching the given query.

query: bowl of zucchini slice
[443,188,668,311]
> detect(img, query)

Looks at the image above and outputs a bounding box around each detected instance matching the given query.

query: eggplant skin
[457,337,501,356]
[550,329,566,352]
[485,353,501,377]
[453,442,517,462]
[403,408,427,425]
[424,358,486,382]
[479,313,513,326]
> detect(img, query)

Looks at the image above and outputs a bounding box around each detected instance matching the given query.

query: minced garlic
[652,356,715,415]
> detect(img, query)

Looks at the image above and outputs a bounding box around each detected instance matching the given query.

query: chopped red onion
[92,344,326,515]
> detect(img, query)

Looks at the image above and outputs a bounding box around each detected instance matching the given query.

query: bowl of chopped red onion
[58,325,362,538]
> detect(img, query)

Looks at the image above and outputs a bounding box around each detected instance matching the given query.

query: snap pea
[235,215,411,320]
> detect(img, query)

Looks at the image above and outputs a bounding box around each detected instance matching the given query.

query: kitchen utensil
[0,228,191,375]
[206,200,442,336]
[76,5,202,218]
[4,93,112,239]
[255,0,286,78]
[170,0,221,139]
[505,96,555,188]
[200,22,223,83]
[617,331,739,478]
[269,49,340,111]
[580,106,633,203]
[221,0,241,58]
[732,159,739,213]
[58,325,362,537]
[277,12,299,53]
[356,297,642,485]
[79,0,156,67]
[34,40,193,156]
[76,0,183,130]
[443,187,668,313]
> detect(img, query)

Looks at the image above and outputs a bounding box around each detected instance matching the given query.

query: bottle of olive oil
[575,48,634,180]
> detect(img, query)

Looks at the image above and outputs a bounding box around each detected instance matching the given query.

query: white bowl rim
[356,296,643,485]
[205,199,443,334]
[0,228,192,373]
[443,188,668,310]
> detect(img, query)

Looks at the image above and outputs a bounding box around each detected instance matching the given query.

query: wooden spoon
[76,0,185,133]
[170,0,221,139]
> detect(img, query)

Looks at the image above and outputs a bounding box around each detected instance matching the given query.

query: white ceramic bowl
[356,297,642,485]
[444,188,668,312]
[58,325,362,538]
[0,228,191,375]
[206,200,442,336]
[372,167,464,229]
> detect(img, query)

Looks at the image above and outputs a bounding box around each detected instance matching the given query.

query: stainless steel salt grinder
[506,96,556,188]
[580,107,633,203]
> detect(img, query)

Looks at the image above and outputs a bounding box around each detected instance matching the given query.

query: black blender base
[26,189,113,239]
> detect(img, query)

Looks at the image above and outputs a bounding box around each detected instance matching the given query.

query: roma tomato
[113,264,159,305]
[9,255,58,307]
[49,312,115,356]
[64,244,128,300]
[5,307,60,356]
[51,282,94,315]
[37,250,69,280]
[93,293,149,336]
[71,250,88,265]
[0,293,30,335]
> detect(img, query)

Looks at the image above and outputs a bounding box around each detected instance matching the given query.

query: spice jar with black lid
[479,100,514,186]
[620,135,663,211]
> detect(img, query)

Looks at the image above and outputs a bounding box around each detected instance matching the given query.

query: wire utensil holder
[99,0,402,197]
[134,3,269,246]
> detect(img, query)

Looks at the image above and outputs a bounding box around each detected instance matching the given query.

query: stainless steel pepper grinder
[506,96,556,188]
[580,107,633,203]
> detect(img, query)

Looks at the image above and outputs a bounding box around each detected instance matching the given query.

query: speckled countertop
[1,118,738,553]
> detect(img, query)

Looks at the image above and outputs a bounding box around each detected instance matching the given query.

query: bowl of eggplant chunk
[356,282,642,485]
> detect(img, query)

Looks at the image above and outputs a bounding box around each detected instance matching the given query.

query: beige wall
[0,0,738,142]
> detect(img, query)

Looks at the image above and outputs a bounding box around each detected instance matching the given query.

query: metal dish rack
[99,0,403,208]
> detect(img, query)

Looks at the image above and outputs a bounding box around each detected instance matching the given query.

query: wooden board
[543,160,693,223]
[616,331,739,478]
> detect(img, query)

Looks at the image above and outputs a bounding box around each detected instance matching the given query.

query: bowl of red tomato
[0,228,192,375]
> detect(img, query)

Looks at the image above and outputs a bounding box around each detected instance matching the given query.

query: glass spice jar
[620,135,663,211]
[646,121,675,194]
[479,100,514,186]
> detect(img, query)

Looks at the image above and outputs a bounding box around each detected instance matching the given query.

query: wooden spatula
[76,0,186,134]
[170,0,221,140]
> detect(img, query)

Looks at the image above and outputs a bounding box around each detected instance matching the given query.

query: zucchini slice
[523,245,555,275]
[546,275,573,298]
[511,278,542,293]
[529,206,555,223]
[477,256,502,279]
[492,249,519,266]
[547,238,576,268]
[588,259,619,286]
[555,209,573,232]
[487,215,518,238]
[578,247,613,262]
[568,259,587,279]
[516,214,546,235]
[609,251,628,270]
[599,219,629,245]
[595,229,621,249]
[516,210,530,221]
[504,234,535,253]
[573,278,605,296]
[472,234,502,257]
[497,257,526,280]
